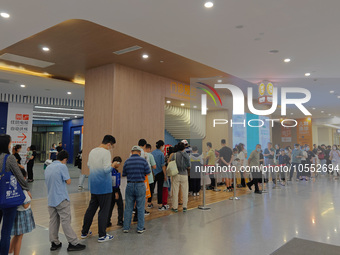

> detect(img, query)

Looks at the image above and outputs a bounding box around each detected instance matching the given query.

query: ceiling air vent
[113,45,142,55]
[0,53,55,68]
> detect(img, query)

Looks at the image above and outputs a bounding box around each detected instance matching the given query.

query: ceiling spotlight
[284,58,291,63]
[166,100,171,104]
[142,54,149,59]
[204,1,214,8]
[160,60,164,63]
[180,103,185,106]
[330,90,335,93]
[0,12,10,18]
[305,73,311,76]
[290,113,293,115]
[20,84,26,88]
[217,79,222,83]
[67,92,72,95]
[42,47,50,52]
[328,113,332,116]
[312,107,316,110]
[337,96,340,99]
[321,111,324,113]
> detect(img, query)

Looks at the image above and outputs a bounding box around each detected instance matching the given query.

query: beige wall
[203,109,229,152]
[317,127,333,146]
[272,122,297,149]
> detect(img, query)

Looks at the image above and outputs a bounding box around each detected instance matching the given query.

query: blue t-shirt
[123,154,150,182]
[151,149,165,175]
[44,161,70,207]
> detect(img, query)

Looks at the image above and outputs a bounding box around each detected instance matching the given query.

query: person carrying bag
[0,134,30,255]
[166,153,179,177]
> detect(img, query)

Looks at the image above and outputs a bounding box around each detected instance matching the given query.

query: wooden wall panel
[112,64,166,162]
[203,109,229,153]
[82,64,115,175]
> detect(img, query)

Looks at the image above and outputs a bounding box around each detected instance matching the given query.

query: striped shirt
[123,154,151,182]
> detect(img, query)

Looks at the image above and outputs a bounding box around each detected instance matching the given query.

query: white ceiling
[0,0,340,120]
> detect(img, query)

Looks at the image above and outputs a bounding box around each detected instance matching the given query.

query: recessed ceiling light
[290,113,293,115]
[321,111,324,113]
[328,113,332,116]
[142,54,149,59]
[337,96,340,99]
[284,58,291,63]
[160,60,164,63]
[330,90,334,93]
[217,79,222,83]
[269,50,279,54]
[166,100,171,104]
[305,73,311,76]
[42,47,50,52]
[67,92,72,95]
[235,25,244,29]
[180,103,185,106]
[204,1,214,8]
[20,84,26,88]
[193,106,197,108]
[0,12,10,18]
[312,107,316,110]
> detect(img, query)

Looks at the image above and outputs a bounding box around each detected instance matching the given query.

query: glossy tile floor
[18,175,340,254]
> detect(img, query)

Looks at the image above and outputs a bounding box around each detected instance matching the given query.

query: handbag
[0,154,25,209]
[111,168,121,188]
[166,153,179,177]
[144,175,151,199]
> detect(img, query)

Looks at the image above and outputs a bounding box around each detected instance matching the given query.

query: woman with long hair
[0,134,30,255]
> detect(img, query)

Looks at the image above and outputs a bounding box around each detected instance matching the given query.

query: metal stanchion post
[213,166,221,192]
[261,166,268,193]
[198,172,210,210]
[229,169,240,200]
[273,166,281,189]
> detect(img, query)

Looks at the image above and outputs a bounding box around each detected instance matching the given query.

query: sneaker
[164,204,170,209]
[78,186,83,191]
[50,242,62,251]
[158,205,166,211]
[254,190,262,194]
[132,209,136,214]
[123,229,129,233]
[67,243,86,252]
[137,228,145,234]
[147,204,153,209]
[81,231,92,239]
[144,210,150,216]
[193,193,196,196]
[117,221,124,227]
[183,208,187,212]
[98,234,114,243]
[197,192,200,196]
[171,208,178,213]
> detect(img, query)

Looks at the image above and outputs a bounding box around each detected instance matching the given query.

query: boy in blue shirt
[107,156,124,227]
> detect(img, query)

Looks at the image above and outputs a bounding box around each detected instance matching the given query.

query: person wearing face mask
[246,144,262,194]
[81,135,116,243]
[299,146,308,181]
[151,140,167,211]
[289,144,303,181]
[305,146,315,179]
[330,145,340,180]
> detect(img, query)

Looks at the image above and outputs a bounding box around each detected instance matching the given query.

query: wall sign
[6,103,33,159]
[258,81,273,104]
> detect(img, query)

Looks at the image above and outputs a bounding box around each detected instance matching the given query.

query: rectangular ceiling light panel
[0,53,55,68]
[113,45,142,55]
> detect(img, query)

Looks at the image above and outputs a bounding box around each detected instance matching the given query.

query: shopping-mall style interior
[1,1,340,255]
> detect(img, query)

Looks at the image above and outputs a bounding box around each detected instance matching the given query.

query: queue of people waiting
[1,131,340,254]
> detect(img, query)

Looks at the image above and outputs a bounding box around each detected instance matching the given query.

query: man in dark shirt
[123,146,150,234]
[56,142,63,153]
[219,139,233,191]
[278,149,290,185]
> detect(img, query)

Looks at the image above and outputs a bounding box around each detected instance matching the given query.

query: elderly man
[123,146,151,234]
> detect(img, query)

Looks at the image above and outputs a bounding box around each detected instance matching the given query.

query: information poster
[297,117,312,147]
[6,103,33,159]
[281,126,292,142]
